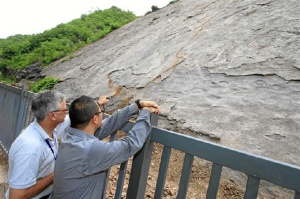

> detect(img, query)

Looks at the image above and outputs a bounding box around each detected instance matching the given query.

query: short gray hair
[31,90,66,122]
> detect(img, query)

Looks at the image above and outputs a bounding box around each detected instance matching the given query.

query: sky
[0,0,171,39]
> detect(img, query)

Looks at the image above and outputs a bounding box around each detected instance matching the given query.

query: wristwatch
[135,99,143,109]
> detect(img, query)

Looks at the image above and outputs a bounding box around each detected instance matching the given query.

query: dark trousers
[40,194,50,199]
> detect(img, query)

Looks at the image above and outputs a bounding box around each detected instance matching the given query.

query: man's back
[53,128,107,199]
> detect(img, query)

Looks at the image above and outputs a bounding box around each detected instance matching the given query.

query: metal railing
[0,83,34,154]
[0,82,300,199]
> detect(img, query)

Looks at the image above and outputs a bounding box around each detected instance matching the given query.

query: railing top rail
[0,83,35,98]
[150,127,300,192]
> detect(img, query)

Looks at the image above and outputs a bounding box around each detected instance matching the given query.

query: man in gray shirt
[52,95,161,199]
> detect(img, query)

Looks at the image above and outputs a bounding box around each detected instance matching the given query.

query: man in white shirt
[6,90,70,199]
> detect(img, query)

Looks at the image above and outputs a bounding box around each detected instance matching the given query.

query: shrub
[151,5,160,12]
[29,76,59,93]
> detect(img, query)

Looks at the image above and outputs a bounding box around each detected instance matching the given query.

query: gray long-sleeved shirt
[52,104,152,199]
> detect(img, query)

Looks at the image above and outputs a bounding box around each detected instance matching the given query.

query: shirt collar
[68,127,96,139]
[33,119,55,140]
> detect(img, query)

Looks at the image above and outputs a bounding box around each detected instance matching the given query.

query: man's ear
[48,112,56,121]
[91,115,97,124]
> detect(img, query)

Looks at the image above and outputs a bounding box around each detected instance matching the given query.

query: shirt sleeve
[54,115,70,138]
[9,152,41,189]
[94,104,138,139]
[84,109,151,175]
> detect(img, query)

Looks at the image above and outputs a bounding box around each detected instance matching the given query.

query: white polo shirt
[6,117,70,199]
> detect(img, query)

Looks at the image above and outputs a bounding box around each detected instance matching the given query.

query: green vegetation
[145,0,177,15]
[169,0,178,4]
[151,5,160,12]
[29,76,59,93]
[0,6,137,84]
[0,72,15,84]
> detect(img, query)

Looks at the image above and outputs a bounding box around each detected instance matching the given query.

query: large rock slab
[43,0,300,168]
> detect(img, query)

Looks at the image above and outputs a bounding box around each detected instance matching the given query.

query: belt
[40,193,51,199]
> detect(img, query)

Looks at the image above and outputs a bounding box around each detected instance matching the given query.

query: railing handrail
[150,127,300,192]
[120,118,300,199]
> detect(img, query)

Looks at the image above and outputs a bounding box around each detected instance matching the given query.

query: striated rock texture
[43,0,300,167]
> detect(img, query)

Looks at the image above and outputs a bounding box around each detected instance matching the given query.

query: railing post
[126,113,159,199]
[15,86,26,137]
[295,192,300,199]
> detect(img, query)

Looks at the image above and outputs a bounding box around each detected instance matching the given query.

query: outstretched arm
[94,104,138,139]
[94,99,161,139]
[87,105,161,173]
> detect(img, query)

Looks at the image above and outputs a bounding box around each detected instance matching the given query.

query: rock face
[16,61,44,82]
[43,0,300,167]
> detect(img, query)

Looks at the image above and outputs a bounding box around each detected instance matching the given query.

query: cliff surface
[43,0,300,167]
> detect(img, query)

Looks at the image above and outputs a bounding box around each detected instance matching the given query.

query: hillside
[43,0,300,169]
[0,6,137,80]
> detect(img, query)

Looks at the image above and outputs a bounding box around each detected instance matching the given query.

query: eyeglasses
[51,108,69,113]
[92,101,105,117]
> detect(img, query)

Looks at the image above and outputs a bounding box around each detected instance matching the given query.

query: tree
[151,5,160,12]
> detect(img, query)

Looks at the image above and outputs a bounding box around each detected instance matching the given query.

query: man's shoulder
[16,124,41,142]
[10,126,43,155]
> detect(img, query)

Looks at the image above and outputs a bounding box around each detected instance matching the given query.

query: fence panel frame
[0,84,34,155]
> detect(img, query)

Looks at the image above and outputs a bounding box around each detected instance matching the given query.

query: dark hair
[69,95,98,128]
[31,90,65,122]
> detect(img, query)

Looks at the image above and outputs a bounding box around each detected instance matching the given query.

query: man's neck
[78,126,96,136]
[39,121,56,138]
